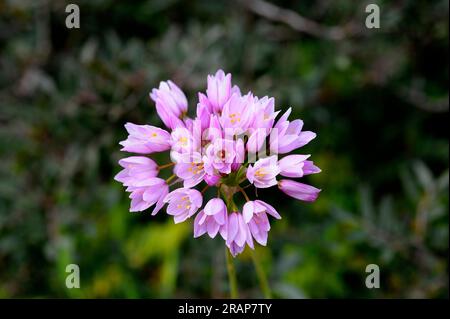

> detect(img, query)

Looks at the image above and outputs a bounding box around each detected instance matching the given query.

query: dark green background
[0,0,448,298]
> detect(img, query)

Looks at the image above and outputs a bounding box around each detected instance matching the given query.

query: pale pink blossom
[278,179,321,202]
[220,93,254,134]
[246,156,280,188]
[150,80,187,129]
[203,138,236,175]
[120,123,171,154]
[278,154,310,178]
[164,188,203,223]
[204,114,222,142]
[224,212,254,257]
[302,160,321,175]
[206,69,232,113]
[196,94,213,130]
[231,138,245,171]
[250,96,278,131]
[270,108,316,154]
[243,200,281,246]
[126,177,168,215]
[174,152,205,188]
[204,173,220,186]
[115,156,158,187]
[170,127,196,155]
[193,198,227,238]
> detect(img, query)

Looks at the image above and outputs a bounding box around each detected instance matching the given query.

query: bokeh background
[0,0,448,298]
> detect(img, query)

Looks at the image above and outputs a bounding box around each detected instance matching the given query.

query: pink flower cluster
[115,70,321,257]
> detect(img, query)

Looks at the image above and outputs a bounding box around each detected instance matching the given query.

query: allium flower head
[116,69,321,257]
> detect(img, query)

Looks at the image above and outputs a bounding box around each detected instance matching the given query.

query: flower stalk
[225,245,239,298]
[250,249,272,298]
[158,162,175,170]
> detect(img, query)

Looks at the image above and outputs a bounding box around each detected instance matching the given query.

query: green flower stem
[225,245,239,298]
[220,182,271,299]
[220,185,238,211]
[250,249,272,298]
[238,186,250,201]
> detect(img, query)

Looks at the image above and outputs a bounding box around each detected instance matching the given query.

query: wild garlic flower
[115,70,321,257]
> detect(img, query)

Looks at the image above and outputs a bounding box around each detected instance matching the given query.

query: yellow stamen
[179,136,188,145]
[255,168,266,178]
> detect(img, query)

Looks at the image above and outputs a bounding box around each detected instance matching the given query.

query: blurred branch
[399,85,449,113]
[237,0,362,40]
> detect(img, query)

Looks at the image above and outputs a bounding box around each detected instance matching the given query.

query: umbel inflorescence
[115,70,321,257]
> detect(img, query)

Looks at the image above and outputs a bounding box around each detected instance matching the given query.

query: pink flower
[150,80,188,116]
[278,155,321,177]
[224,212,254,257]
[247,128,268,154]
[278,179,321,202]
[193,198,227,238]
[150,80,187,129]
[203,138,236,175]
[243,200,281,223]
[126,177,168,214]
[247,96,277,154]
[243,200,281,246]
[246,156,280,188]
[220,93,254,134]
[164,188,203,223]
[198,92,213,112]
[196,94,213,130]
[206,69,232,113]
[114,156,158,187]
[278,154,310,178]
[231,138,245,171]
[170,127,197,155]
[302,160,321,175]
[174,152,205,188]
[250,96,278,131]
[204,115,222,142]
[270,108,316,154]
[204,173,220,186]
[120,123,171,154]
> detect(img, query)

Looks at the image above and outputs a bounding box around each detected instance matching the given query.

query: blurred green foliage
[0,0,448,298]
